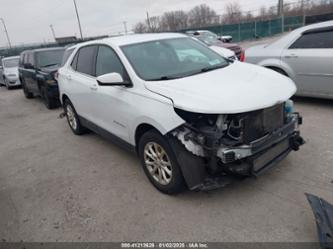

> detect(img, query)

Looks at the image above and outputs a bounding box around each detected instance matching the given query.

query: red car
[186,30,244,61]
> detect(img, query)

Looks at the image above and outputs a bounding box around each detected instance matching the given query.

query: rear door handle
[285,54,298,59]
[90,84,98,91]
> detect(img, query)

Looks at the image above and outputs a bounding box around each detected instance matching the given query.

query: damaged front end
[168,101,304,191]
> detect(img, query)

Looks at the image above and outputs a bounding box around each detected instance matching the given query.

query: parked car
[189,36,237,60]
[1,56,20,89]
[209,45,237,60]
[0,56,3,84]
[19,47,65,109]
[186,30,243,60]
[58,33,304,194]
[245,20,333,99]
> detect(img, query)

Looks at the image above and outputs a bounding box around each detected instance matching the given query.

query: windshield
[197,32,219,46]
[36,49,65,68]
[3,58,19,68]
[121,37,229,81]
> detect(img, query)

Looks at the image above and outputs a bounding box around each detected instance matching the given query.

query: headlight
[284,100,294,114]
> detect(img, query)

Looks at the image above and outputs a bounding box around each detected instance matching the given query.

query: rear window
[36,49,65,68]
[3,58,19,68]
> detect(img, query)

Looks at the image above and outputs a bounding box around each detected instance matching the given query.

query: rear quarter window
[61,48,75,66]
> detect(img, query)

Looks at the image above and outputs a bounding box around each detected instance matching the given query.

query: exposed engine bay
[171,101,304,180]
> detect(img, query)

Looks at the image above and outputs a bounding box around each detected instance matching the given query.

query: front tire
[63,99,87,135]
[4,78,10,90]
[138,130,186,195]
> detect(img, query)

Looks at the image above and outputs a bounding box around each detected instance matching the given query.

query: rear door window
[290,30,333,49]
[75,46,98,76]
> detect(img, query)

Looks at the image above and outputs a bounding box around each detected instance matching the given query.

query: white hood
[210,46,235,58]
[4,67,18,77]
[145,62,296,114]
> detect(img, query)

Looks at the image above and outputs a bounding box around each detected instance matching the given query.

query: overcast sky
[0,0,282,47]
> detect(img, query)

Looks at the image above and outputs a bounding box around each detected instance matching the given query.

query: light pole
[73,0,83,39]
[123,21,128,34]
[50,24,56,41]
[0,18,12,49]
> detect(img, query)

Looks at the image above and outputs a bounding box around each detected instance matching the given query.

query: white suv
[58,33,304,194]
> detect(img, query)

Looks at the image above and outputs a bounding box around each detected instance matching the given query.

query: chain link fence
[181,15,305,42]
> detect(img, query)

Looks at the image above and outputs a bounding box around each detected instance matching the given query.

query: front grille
[239,104,284,144]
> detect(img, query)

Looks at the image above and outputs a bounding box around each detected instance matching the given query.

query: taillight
[240,49,245,62]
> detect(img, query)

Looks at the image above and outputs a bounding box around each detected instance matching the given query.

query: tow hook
[290,134,305,151]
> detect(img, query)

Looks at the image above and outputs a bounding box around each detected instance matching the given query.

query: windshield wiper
[41,63,58,68]
[200,64,226,73]
[148,64,228,81]
[148,75,183,81]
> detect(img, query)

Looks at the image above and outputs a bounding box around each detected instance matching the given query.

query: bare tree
[188,4,218,28]
[259,6,267,19]
[147,16,161,32]
[133,0,333,34]
[133,22,148,33]
[223,2,242,24]
[160,11,188,31]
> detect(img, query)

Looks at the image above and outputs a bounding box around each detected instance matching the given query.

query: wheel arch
[61,93,70,105]
[134,123,162,153]
[258,59,295,79]
[265,66,289,76]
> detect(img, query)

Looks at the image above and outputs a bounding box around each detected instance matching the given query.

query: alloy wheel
[66,104,77,130]
[144,142,172,185]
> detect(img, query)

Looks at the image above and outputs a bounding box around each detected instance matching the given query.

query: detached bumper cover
[306,193,333,249]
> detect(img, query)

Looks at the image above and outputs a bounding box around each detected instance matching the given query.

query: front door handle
[90,84,98,91]
[284,54,298,59]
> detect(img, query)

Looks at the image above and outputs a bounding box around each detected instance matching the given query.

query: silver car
[1,56,21,89]
[245,21,333,99]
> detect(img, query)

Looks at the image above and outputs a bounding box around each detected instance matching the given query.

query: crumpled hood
[145,62,296,114]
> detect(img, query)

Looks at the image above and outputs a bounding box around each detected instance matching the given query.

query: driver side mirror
[96,72,131,87]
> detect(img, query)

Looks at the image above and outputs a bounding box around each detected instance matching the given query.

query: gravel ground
[0,69,332,242]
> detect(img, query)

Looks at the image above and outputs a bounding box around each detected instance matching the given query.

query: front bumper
[7,77,21,86]
[46,84,60,99]
[170,113,304,191]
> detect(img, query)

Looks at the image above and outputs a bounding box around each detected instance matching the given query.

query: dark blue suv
[19,47,65,109]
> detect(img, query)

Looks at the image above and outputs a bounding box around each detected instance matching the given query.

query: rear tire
[63,99,88,135]
[138,130,186,195]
